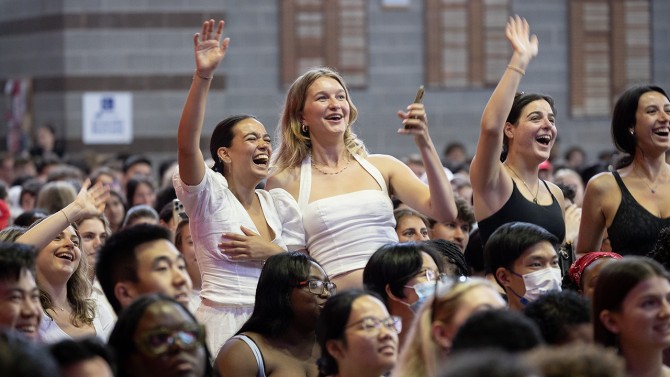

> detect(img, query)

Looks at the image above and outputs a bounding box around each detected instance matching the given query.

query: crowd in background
[0,16,670,377]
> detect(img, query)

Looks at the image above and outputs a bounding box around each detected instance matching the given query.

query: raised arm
[17,180,109,250]
[177,19,230,186]
[387,102,457,223]
[470,16,538,200]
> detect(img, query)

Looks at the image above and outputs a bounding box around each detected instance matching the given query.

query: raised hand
[72,179,110,218]
[193,19,230,78]
[218,226,283,262]
[505,15,538,62]
[397,102,430,141]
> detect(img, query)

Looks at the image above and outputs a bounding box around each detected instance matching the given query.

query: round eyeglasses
[297,279,337,296]
[346,315,402,336]
[136,324,205,357]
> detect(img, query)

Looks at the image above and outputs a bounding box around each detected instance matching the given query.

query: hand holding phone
[172,199,187,225]
[414,85,425,104]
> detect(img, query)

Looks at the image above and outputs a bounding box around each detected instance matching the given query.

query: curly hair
[272,67,366,173]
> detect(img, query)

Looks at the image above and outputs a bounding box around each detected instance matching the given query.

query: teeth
[55,252,73,261]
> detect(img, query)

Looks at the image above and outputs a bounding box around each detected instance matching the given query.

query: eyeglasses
[136,324,206,357]
[346,315,402,336]
[414,268,439,283]
[297,279,337,296]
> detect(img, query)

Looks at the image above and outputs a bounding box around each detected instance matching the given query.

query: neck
[310,140,348,165]
[43,283,70,311]
[273,326,317,350]
[226,175,259,207]
[631,152,669,177]
[504,156,540,182]
[621,345,665,377]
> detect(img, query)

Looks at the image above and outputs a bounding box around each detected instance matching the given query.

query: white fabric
[38,300,111,344]
[196,301,253,356]
[188,288,202,313]
[173,165,305,306]
[298,154,398,277]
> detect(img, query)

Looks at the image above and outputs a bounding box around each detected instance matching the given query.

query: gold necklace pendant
[505,163,539,203]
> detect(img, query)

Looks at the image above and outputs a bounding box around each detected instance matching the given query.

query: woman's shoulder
[267,165,300,190]
[584,171,617,193]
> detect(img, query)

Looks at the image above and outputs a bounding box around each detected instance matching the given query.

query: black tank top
[479,180,565,247]
[607,171,670,256]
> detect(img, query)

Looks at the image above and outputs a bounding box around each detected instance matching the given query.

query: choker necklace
[505,163,539,204]
[312,155,351,175]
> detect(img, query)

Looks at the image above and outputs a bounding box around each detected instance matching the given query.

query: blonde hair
[392,278,499,377]
[272,67,367,173]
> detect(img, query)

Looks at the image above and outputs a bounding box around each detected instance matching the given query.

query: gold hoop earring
[301,123,308,133]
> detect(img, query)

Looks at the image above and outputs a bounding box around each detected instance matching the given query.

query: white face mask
[402,281,436,313]
[512,267,562,305]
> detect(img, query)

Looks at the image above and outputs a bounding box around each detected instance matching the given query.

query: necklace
[504,163,540,204]
[632,166,659,194]
[311,155,351,175]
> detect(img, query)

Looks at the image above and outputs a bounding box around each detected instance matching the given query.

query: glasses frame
[345,315,402,336]
[297,279,337,296]
[135,324,206,357]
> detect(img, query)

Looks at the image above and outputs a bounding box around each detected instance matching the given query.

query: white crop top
[298,154,398,277]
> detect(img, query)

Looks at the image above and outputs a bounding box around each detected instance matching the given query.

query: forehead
[0,269,37,290]
[233,118,267,136]
[638,91,670,108]
[137,301,193,332]
[135,239,181,262]
[349,295,389,322]
[624,276,670,303]
[307,77,345,94]
[518,241,557,262]
[397,215,426,228]
[521,99,553,115]
[461,285,506,308]
[79,218,105,232]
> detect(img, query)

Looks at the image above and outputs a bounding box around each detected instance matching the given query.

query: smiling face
[36,225,82,284]
[333,295,398,377]
[506,99,557,161]
[602,276,670,351]
[219,118,271,181]
[120,240,192,310]
[78,218,109,271]
[0,269,42,341]
[301,77,351,141]
[291,261,332,331]
[396,215,430,243]
[633,91,670,153]
[128,301,206,377]
[105,194,126,229]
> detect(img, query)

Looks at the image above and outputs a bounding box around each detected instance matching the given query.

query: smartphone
[414,85,425,104]
[172,199,187,225]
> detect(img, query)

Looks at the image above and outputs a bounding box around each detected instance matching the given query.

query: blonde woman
[392,277,506,377]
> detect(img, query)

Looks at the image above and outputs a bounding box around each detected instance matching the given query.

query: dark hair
[122,155,152,174]
[502,92,556,159]
[593,256,670,348]
[611,85,668,168]
[0,242,37,283]
[316,289,382,377]
[154,186,177,214]
[237,252,317,337]
[209,114,258,175]
[438,349,538,377]
[464,228,485,274]
[363,242,444,307]
[523,290,591,345]
[49,337,116,375]
[424,239,470,277]
[0,328,59,377]
[485,222,559,277]
[125,176,156,208]
[451,309,543,354]
[13,209,49,227]
[455,197,476,227]
[108,294,214,377]
[96,224,172,313]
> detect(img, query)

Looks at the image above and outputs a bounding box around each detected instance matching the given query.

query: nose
[173,266,190,287]
[328,97,341,108]
[660,299,670,318]
[23,298,42,318]
[453,227,464,241]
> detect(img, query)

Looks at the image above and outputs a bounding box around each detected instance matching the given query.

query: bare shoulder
[267,166,300,197]
[366,153,403,171]
[584,171,617,194]
[216,335,260,376]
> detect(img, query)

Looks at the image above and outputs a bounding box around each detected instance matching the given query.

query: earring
[629,129,634,135]
[301,123,309,133]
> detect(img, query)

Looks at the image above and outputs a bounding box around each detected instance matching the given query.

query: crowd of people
[0,15,669,377]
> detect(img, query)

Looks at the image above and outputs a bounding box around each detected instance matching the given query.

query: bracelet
[194,70,213,80]
[507,65,526,76]
[61,209,71,224]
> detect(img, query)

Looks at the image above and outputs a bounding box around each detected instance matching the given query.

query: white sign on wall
[82,92,133,144]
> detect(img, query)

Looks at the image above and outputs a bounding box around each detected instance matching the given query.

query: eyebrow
[151,255,174,268]
[526,110,555,118]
